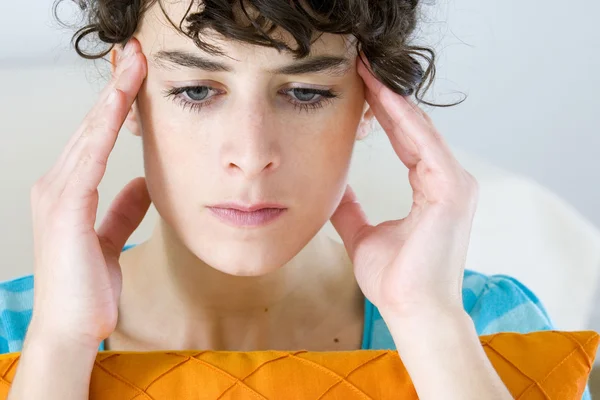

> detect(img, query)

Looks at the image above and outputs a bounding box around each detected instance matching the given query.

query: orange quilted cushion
[0,331,597,399]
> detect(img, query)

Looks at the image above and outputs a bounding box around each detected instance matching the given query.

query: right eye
[182,86,211,101]
[162,85,222,113]
[166,86,216,102]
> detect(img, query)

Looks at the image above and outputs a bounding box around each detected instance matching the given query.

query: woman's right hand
[26,37,151,350]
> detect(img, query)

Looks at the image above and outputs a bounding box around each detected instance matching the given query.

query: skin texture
[106,1,375,351]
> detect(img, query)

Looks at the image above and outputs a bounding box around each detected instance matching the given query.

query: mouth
[208,202,286,212]
[206,204,287,227]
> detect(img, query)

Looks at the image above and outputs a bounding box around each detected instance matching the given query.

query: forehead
[136,0,355,66]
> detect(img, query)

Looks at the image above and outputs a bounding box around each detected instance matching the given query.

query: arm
[8,37,148,400]
[382,306,512,400]
[330,54,513,399]
[8,329,98,400]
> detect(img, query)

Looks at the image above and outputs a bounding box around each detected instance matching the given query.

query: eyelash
[162,85,340,114]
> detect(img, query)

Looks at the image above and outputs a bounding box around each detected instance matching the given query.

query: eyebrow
[151,50,352,77]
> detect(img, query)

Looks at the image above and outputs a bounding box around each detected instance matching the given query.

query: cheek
[295,100,364,218]
[309,89,365,182]
[134,89,204,218]
[136,82,209,163]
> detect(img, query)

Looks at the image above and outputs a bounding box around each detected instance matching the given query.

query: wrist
[9,327,98,400]
[380,304,511,400]
[378,302,467,326]
[27,317,103,353]
[380,304,477,354]
[23,330,100,359]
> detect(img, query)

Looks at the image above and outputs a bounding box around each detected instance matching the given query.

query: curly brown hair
[53,0,464,108]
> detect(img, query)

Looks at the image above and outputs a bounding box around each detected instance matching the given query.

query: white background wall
[417,0,600,229]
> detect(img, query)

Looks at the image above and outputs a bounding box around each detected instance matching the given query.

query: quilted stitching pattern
[0,331,597,399]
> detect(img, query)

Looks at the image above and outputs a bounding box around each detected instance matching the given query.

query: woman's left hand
[330,54,479,318]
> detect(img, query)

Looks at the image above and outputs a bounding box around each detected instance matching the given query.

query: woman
[1,0,573,399]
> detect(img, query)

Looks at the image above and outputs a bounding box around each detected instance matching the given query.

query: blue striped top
[0,244,591,398]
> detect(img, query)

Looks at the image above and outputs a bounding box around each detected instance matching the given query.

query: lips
[208,202,286,212]
[207,206,287,227]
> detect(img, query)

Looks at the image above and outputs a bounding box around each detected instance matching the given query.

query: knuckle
[108,207,137,232]
[470,174,480,191]
[470,179,480,204]
[438,168,479,213]
[82,118,103,138]
[74,152,92,172]
[31,179,45,199]
[98,235,119,255]
[104,86,125,109]
[465,171,479,194]
[77,150,107,170]
[59,187,98,210]
[80,151,95,166]
[30,177,53,207]
[53,192,98,230]
[461,171,479,208]
[112,87,126,104]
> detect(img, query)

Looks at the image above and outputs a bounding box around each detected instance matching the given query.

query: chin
[222,266,279,277]
[210,256,286,277]
[191,239,300,277]
[180,210,326,277]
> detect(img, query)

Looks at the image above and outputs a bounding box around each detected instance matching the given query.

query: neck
[111,218,364,351]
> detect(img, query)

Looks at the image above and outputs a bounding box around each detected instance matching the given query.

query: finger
[59,39,144,185]
[330,185,370,257]
[356,56,421,169]
[356,55,428,144]
[45,43,132,184]
[363,88,421,168]
[96,177,151,258]
[403,95,448,146]
[357,56,451,169]
[59,39,146,199]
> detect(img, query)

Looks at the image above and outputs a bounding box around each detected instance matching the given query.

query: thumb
[97,177,151,258]
[330,184,370,257]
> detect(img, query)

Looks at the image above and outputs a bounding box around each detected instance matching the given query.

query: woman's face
[128,2,371,276]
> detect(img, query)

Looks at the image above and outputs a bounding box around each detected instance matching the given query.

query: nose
[221,104,281,179]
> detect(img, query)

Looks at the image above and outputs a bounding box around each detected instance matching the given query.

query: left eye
[288,88,322,102]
